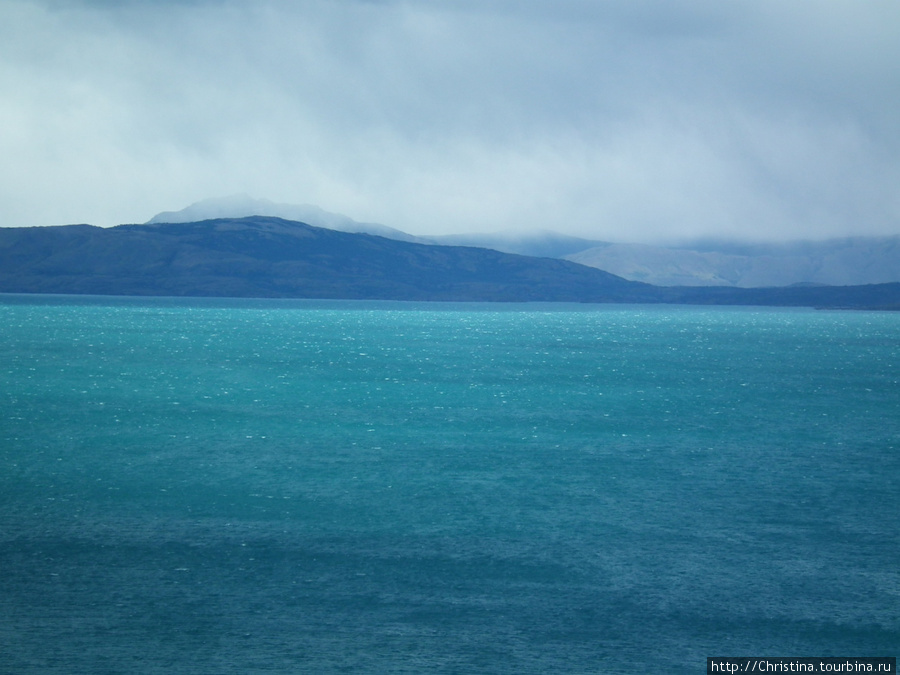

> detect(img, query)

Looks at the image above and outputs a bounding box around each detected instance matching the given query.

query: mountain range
[1,215,898,309]
[149,196,900,288]
[565,237,900,287]
[0,218,654,303]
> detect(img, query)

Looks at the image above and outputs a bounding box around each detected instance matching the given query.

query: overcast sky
[2,0,898,242]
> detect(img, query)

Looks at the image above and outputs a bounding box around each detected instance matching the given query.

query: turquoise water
[1,296,898,673]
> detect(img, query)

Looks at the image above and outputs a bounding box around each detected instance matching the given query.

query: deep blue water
[1,296,898,673]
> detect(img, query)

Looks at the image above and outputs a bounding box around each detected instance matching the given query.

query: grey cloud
[1,0,897,241]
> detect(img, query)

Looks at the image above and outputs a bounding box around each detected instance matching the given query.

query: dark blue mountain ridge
[0,217,652,302]
[147,197,900,287]
[1,217,898,309]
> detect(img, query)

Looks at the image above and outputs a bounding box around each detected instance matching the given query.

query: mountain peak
[147,196,420,242]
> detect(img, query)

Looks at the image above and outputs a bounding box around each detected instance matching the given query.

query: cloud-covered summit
[2,0,898,242]
[147,195,418,241]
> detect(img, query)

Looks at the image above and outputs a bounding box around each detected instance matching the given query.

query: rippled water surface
[1,296,898,673]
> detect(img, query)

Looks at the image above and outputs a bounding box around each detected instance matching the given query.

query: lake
[1,296,897,673]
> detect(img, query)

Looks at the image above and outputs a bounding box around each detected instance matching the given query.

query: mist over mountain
[1,216,898,309]
[565,237,900,288]
[148,198,900,288]
[426,234,900,288]
[149,196,421,243]
[422,232,608,259]
[0,217,652,303]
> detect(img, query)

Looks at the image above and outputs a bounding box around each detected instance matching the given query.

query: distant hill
[565,237,900,287]
[0,217,655,302]
[423,232,900,287]
[148,195,421,242]
[148,197,900,288]
[1,217,898,309]
[422,231,608,259]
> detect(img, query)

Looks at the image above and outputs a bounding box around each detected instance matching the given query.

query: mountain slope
[1,217,898,308]
[148,195,420,242]
[422,231,608,259]
[566,237,900,287]
[146,198,900,288]
[0,217,655,302]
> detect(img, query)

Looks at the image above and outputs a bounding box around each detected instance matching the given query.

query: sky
[1,0,899,243]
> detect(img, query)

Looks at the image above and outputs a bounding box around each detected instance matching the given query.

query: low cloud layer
[2,0,898,241]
